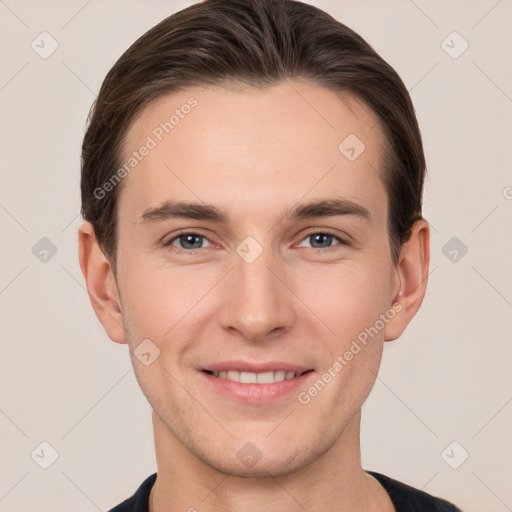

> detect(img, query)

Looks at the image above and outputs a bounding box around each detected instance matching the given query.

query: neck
[149,410,394,512]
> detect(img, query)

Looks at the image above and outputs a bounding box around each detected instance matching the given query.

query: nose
[218,246,296,343]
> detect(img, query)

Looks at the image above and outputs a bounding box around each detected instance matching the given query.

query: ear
[384,219,430,342]
[78,221,126,344]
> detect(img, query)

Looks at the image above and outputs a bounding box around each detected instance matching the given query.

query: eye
[164,231,214,251]
[297,230,349,250]
[163,229,349,253]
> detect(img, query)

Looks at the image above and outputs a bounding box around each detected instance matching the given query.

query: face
[109,81,402,476]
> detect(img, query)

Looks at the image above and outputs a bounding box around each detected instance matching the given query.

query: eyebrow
[140,198,370,224]
[285,198,370,222]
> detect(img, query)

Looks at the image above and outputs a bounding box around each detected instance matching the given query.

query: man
[78,0,462,510]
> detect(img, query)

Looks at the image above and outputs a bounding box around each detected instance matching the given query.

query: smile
[199,362,315,403]
[203,369,310,384]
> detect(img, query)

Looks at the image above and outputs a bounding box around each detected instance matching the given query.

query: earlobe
[78,221,126,344]
[384,219,430,342]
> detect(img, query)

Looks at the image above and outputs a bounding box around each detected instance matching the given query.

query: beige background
[1,0,511,510]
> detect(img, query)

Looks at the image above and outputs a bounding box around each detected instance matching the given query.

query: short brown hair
[81,0,425,271]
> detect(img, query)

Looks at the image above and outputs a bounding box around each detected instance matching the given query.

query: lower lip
[199,370,315,404]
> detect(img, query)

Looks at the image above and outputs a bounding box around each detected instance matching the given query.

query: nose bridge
[219,240,293,341]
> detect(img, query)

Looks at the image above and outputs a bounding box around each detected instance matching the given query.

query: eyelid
[163,229,216,250]
[295,228,351,248]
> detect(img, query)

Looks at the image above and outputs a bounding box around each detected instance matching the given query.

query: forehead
[118,81,387,223]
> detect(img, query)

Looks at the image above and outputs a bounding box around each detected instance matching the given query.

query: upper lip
[201,360,313,374]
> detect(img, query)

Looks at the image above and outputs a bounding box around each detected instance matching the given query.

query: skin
[79,80,429,511]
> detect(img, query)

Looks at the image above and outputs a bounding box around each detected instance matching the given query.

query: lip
[201,360,312,374]
[198,360,315,404]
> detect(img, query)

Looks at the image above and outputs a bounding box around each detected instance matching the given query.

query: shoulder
[367,471,463,511]
[108,473,157,512]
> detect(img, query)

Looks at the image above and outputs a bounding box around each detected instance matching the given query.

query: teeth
[240,371,257,383]
[211,370,300,383]
[227,370,239,382]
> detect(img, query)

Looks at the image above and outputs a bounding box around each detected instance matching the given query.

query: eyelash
[163,229,350,253]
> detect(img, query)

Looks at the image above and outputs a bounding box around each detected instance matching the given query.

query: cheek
[294,260,391,341]
[119,256,202,334]
[297,265,390,418]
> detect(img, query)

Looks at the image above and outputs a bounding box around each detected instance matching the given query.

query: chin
[194,437,322,479]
